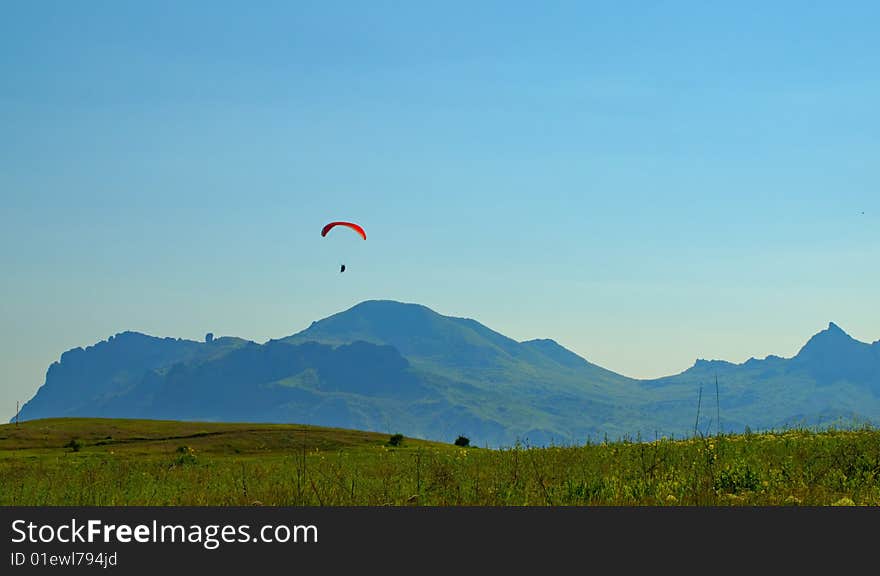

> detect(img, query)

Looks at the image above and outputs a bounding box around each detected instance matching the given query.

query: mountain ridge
[14,301,880,446]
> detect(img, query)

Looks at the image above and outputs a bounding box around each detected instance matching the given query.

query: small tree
[454,435,470,447]
[387,433,404,447]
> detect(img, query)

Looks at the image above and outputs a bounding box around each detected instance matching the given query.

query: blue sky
[2,1,878,420]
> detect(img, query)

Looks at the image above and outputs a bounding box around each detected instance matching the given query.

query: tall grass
[2,424,878,506]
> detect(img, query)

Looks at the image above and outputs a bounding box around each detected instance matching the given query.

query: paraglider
[322,221,365,273]
[321,221,366,240]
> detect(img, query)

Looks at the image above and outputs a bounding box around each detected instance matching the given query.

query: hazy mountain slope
[284,300,637,393]
[640,323,880,435]
[16,331,249,421]
[13,302,880,447]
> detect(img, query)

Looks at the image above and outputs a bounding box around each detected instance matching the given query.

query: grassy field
[1,418,878,506]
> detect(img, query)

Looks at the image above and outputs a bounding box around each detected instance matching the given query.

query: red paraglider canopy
[321,221,366,240]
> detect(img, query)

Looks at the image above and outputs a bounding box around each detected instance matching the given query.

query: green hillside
[1,418,878,506]
[0,417,445,457]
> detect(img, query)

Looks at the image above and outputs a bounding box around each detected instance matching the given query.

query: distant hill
[15,300,880,446]
[0,417,446,455]
[15,331,250,419]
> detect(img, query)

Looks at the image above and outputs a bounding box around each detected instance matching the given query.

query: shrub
[64,438,82,452]
[454,435,470,447]
[714,464,760,494]
[387,433,404,447]
[175,445,197,465]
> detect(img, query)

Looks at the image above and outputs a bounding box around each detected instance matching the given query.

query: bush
[454,435,470,447]
[175,445,197,465]
[714,464,760,494]
[64,438,82,452]
[387,433,404,447]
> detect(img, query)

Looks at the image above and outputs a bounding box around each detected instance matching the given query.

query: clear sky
[2,1,878,421]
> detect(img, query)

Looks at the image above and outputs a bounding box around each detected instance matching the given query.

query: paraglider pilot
[340,264,346,273]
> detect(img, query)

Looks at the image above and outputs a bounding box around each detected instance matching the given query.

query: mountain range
[14,300,880,447]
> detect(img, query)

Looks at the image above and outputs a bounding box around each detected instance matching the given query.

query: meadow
[1,418,878,506]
